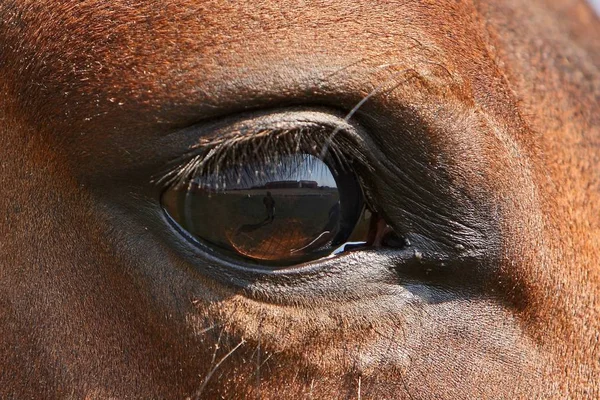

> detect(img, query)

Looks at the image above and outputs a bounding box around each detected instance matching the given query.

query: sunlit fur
[0,0,599,398]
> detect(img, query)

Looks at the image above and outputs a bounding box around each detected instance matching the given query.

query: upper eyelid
[153,109,375,191]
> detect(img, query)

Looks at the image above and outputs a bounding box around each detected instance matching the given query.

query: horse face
[1,1,598,398]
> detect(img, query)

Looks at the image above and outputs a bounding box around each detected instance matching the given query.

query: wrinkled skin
[1,0,599,399]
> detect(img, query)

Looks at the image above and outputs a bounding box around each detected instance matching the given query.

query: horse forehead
[5,1,513,135]
[5,0,496,89]
[3,1,594,113]
[11,1,468,48]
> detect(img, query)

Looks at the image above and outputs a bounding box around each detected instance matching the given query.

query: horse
[1,0,598,398]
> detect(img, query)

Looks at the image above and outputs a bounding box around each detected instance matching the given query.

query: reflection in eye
[161,153,375,266]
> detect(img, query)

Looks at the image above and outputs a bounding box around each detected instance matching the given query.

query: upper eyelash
[155,124,372,192]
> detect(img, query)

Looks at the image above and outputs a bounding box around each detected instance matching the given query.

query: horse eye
[161,153,375,267]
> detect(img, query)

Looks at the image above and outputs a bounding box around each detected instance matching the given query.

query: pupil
[161,153,366,266]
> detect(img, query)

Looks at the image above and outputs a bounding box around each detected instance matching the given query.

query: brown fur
[0,0,599,398]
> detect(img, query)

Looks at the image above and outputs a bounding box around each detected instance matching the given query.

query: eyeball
[161,153,374,267]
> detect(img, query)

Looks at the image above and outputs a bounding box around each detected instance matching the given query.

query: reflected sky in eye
[193,154,338,192]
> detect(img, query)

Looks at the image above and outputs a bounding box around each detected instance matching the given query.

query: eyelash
[156,125,373,195]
